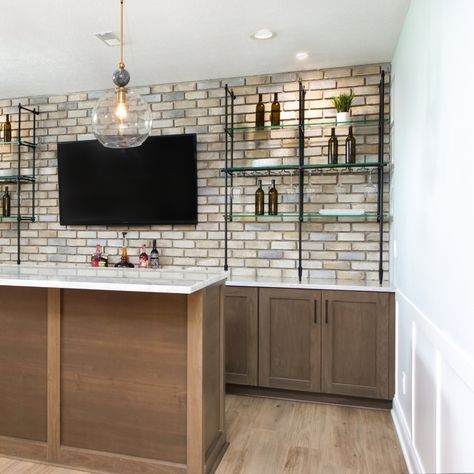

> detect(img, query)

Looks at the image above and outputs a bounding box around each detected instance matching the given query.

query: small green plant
[332,93,354,113]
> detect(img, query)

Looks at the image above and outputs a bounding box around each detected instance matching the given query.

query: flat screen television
[58,134,197,225]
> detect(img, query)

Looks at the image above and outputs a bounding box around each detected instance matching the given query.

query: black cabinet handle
[325,300,329,324]
[314,300,318,324]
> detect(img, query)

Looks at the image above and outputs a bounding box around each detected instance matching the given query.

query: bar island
[0,265,228,474]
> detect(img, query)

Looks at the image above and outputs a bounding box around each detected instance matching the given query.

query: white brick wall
[0,63,391,281]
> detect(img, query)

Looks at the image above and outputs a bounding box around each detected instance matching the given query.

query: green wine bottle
[4,114,12,142]
[256,93,265,128]
[270,93,281,126]
[2,186,11,217]
[328,128,338,164]
[255,179,264,215]
[268,179,278,215]
[345,126,356,164]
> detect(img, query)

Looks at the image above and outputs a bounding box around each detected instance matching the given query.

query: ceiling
[0,0,410,98]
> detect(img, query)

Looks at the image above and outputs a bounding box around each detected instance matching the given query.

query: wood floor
[0,394,407,474]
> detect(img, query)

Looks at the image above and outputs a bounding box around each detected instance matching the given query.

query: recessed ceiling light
[95,32,120,47]
[252,29,275,40]
[296,51,309,61]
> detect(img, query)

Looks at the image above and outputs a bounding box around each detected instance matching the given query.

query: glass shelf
[225,119,386,134]
[222,162,388,177]
[225,212,384,221]
[0,140,38,148]
[0,175,36,183]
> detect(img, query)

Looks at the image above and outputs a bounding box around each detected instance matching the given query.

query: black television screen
[58,134,197,225]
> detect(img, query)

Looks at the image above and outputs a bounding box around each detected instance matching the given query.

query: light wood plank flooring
[0,394,406,474]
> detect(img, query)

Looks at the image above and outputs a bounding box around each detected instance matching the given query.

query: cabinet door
[321,290,392,399]
[259,288,321,392]
[224,286,258,386]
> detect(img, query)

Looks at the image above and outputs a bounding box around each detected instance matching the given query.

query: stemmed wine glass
[364,168,377,200]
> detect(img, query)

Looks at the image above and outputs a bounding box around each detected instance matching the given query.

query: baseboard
[392,396,423,474]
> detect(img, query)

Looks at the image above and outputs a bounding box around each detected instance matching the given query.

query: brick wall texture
[0,63,390,281]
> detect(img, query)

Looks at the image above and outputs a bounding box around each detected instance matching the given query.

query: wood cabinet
[321,290,393,399]
[224,287,258,385]
[224,285,394,401]
[259,288,321,392]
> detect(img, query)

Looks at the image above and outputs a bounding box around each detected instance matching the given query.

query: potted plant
[332,93,354,123]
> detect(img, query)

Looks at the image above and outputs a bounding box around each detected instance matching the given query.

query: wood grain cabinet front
[258,288,322,392]
[224,286,258,386]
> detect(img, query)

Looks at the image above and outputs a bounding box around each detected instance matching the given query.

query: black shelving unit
[223,71,387,284]
[0,104,40,264]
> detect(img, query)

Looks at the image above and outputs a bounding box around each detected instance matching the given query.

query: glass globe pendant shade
[92,87,152,148]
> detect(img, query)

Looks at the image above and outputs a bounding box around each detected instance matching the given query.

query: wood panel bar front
[0,283,226,474]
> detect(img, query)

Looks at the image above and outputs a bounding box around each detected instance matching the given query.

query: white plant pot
[336,111,350,124]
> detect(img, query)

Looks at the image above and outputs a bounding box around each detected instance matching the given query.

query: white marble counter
[226,276,395,292]
[0,264,227,294]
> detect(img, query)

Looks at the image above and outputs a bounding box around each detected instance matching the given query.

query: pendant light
[92,0,152,148]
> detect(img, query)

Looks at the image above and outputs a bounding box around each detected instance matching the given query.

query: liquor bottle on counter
[114,232,135,268]
[139,245,149,268]
[270,93,281,127]
[255,179,264,215]
[98,246,108,267]
[328,127,338,164]
[345,126,356,164]
[2,186,11,217]
[90,244,101,267]
[150,239,159,269]
[255,93,265,128]
[268,179,278,215]
[3,115,11,142]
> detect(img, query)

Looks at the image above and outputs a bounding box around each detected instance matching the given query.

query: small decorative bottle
[114,232,135,268]
[328,128,338,164]
[345,126,356,164]
[4,115,12,142]
[270,93,281,126]
[98,246,108,267]
[139,244,149,268]
[2,186,11,217]
[255,179,264,216]
[268,179,278,215]
[150,239,160,269]
[90,244,101,267]
[255,93,265,128]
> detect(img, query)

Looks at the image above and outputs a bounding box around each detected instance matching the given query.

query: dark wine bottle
[256,93,265,128]
[270,93,281,126]
[255,179,264,215]
[268,179,278,215]
[345,126,356,164]
[115,232,134,268]
[3,115,11,142]
[2,186,11,217]
[328,127,338,164]
[150,239,159,269]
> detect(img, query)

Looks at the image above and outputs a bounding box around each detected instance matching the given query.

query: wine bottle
[98,246,108,267]
[270,92,281,126]
[90,244,101,267]
[4,115,11,142]
[2,186,11,217]
[139,244,149,268]
[256,93,265,128]
[345,126,356,164]
[150,239,159,269]
[114,232,135,268]
[328,128,338,164]
[268,179,278,215]
[255,179,264,215]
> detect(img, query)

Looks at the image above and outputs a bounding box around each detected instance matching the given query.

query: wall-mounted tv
[58,134,197,226]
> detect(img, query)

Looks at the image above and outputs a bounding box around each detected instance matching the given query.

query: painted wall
[391,0,474,472]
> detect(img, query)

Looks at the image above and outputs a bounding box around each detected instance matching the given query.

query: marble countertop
[0,264,227,294]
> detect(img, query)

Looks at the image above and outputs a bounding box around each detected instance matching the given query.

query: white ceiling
[0,0,410,98]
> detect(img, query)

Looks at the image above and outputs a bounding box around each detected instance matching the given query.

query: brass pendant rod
[119,0,124,69]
